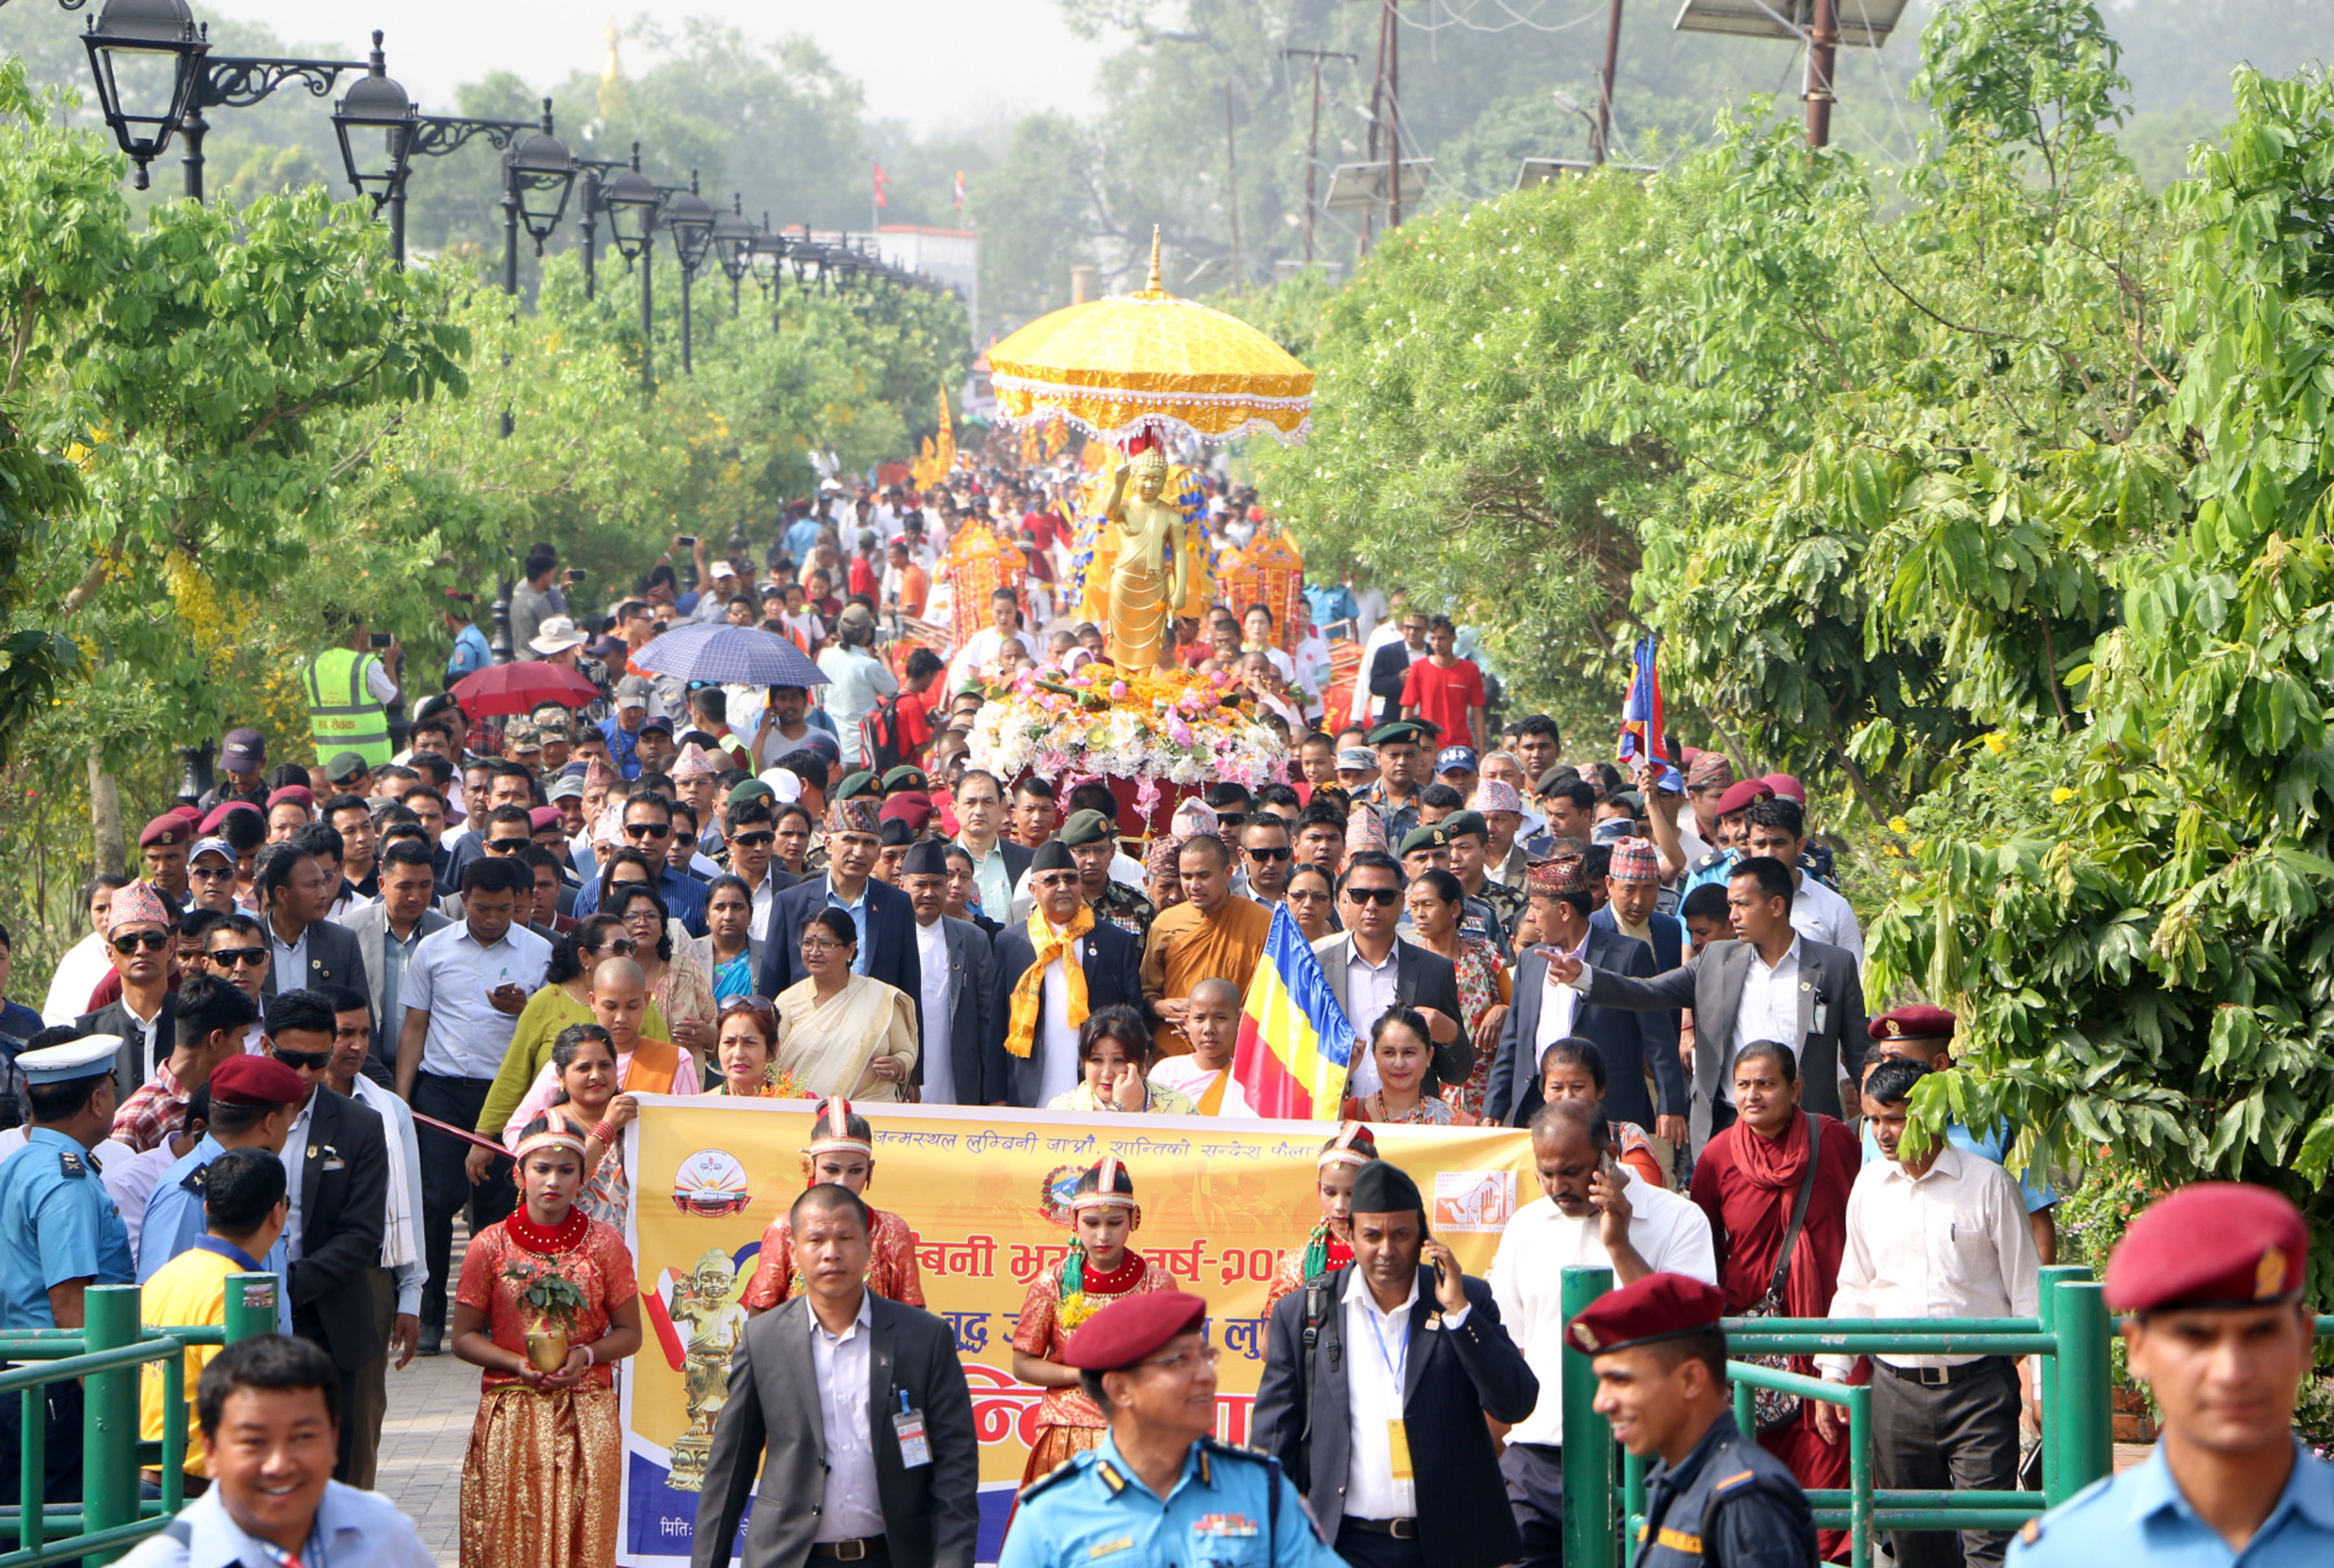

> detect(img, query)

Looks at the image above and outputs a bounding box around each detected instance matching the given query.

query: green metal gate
[1557,1261,2334,1568]
[0,1273,277,1567]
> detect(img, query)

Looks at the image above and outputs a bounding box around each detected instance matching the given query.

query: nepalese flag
[873,161,888,209]
[1231,902,1358,1121]
[1618,633,1664,767]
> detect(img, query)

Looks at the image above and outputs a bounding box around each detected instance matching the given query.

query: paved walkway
[373,1226,475,1564]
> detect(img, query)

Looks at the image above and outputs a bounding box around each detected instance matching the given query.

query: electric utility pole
[1282,46,1356,266]
[1592,0,1625,165]
[1225,82,1244,292]
[1806,0,1839,148]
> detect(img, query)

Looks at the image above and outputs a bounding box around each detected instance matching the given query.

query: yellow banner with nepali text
[615,1097,1534,1567]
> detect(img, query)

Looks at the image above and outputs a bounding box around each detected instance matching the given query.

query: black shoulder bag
[1734,1113,1821,1434]
[1295,1278,1329,1484]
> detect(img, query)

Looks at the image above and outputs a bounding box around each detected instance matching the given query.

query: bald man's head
[1190,977,1241,1010]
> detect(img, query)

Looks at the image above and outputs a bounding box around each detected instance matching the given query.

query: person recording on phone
[301,609,401,772]
[510,544,571,655]
[1251,1160,1538,1568]
[1483,1099,1717,1568]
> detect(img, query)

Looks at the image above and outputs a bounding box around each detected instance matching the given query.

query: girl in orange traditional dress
[738,1097,924,1313]
[1008,1156,1175,1487]
[1264,1122,1381,1312]
[454,1121,642,1568]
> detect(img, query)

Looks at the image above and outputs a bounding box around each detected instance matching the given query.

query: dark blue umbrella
[632,623,829,687]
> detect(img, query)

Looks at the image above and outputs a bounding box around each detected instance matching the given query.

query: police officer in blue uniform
[1569,1272,1813,1568]
[2010,1181,2334,1567]
[1001,1289,1345,1568]
[0,1033,138,1500]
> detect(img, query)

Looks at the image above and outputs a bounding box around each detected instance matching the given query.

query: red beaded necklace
[1079,1250,1148,1296]
[507,1203,590,1257]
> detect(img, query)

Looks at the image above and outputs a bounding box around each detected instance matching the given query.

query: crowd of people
[0,462,2324,1568]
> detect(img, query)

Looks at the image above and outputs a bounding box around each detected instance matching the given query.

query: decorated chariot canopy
[986,228,1315,449]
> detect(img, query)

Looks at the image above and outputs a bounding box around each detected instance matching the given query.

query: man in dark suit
[1593,836,1684,973]
[1363,611,1429,729]
[758,800,921,1025]
[337,837,450,1082]
[1308,852,1468,1101]
[261,988,390,1482]
[77,878,179,1101]
[947,768,1031,929]
[253,840,369,1009]
[1252,1160,1538,1568]
[1546,854,1867,1153]
[692,1184,979,1568]
[899,841,993,1105]
[985,841,1143,1107]
[1485,852,1685,1137]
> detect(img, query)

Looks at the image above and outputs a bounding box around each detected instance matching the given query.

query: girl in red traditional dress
[739,1097,924,1313]
[1265,1122,1380,1311]
[1008,1156,1175,1487]
[454,1121,642,1568]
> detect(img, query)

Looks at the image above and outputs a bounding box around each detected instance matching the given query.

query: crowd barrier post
[1559,1264,1616,1568]
[82,1284,140,1563]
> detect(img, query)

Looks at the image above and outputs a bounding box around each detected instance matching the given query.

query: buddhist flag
[1231,902,1356,1120]
[954,170,967,212]
[873,161,888,209]
[1618,633,1664,767]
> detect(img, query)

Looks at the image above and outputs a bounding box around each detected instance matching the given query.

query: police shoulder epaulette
[1092,1458,1129,1497]
[180,1164,208,1195]
[1198,1435,1267,1464]
[1019,1451,1092,1504]
[56,1151,88,1180]
[1692,850,1729,871]
[1712,1468,1758,1495]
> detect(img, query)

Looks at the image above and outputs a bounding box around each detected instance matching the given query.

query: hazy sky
[210,0,1114,129]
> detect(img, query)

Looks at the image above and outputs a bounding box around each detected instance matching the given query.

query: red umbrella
[449,660,601,718]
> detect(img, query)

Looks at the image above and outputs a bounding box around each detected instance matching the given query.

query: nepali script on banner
[617,1099,1535,1567]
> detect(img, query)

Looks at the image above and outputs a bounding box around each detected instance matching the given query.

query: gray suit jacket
[1580,935,1867,1152]
[915,915,993,1105]
[338,902,450,1064]
[260,916,370,1009]
[1306,931,1470,1097]
[692,1293,979,1568]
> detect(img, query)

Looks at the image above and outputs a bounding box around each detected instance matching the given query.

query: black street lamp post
[748,215,788,334]
[601,146,661,392]
[663,172,716,376]
[501,101,577,297]
[713,193,759,317]
[572,153,629,301]
[82,0,364,200]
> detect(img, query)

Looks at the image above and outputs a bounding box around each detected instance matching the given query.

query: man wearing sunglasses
[259,987,391,1482]
[1240,813,1297,909]
[185,839,242,917]
[717,801,796,944]
[200,913,274,1007]
[75,880,180,1103]
[1307,851,1468,1102]
[569,794,711,936]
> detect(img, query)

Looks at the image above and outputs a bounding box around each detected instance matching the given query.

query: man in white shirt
[390,858,552,1355]
[815,606,899,769]
[1487,1100,1717,1568]
[900,840,991,1105]
[945,587,1041,695]
[1743,797,1863,963]
[949,769,1028,926]
[1817,1059,2038,1568]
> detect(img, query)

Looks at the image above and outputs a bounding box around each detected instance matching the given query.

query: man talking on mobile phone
[1252,1161,1537,1568]
[1481,1099,1717,1568]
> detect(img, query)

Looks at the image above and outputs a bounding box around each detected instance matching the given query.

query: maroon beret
[528,806,565,834]
[209,1055,309,1108]
[266,786,316,812]
[2106,1182,2309,1315]
[1061,1289,1207,1372]
[1566,1272,1725,1357]
[1713,778,1775,817]
[1870,1005,1955,1044]
[1762,773,1807,804]
[880,791,936,832]
[138,814,192,850]
[198,801,261,836]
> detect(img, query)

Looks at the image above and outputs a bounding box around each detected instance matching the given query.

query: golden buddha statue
[1100,445,1189,671]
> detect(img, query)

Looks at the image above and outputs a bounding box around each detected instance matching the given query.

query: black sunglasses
[272,1046,332,1072]
[1343,885,1402,906]
[672,832,698,848]
[729,831,775,848]
[624,821,671,839]
[207,947,268,967]
[485,837,529,853]
[1246,845,1292,863]
[111,931,171,953]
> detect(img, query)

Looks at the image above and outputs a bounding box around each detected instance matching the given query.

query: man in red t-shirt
[893,648,945,763]
[1400,615,1488,754]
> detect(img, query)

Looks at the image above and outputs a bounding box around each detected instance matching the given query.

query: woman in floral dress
[738,1098,924,1313]
[1340,1007,1477,1126]
[1404,867,1510,1118]
[453,1122,641,1568]
[1008,1157,1175,1488]
[1265,1123,1382,1311]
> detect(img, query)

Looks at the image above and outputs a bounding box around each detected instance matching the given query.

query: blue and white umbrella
[631,623,829,687]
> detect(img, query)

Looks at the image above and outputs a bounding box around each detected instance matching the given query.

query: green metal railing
[1562,1263,2116,1568]
[0,1273,277,1567]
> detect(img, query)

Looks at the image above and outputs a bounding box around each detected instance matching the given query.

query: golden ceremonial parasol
[987,228,1315,447]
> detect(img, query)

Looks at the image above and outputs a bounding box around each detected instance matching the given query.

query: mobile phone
[566,567,588,582]
[676,534,698,547]
[368,631,392,649]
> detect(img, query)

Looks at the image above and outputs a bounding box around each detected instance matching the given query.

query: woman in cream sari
[773,906,918,1099]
